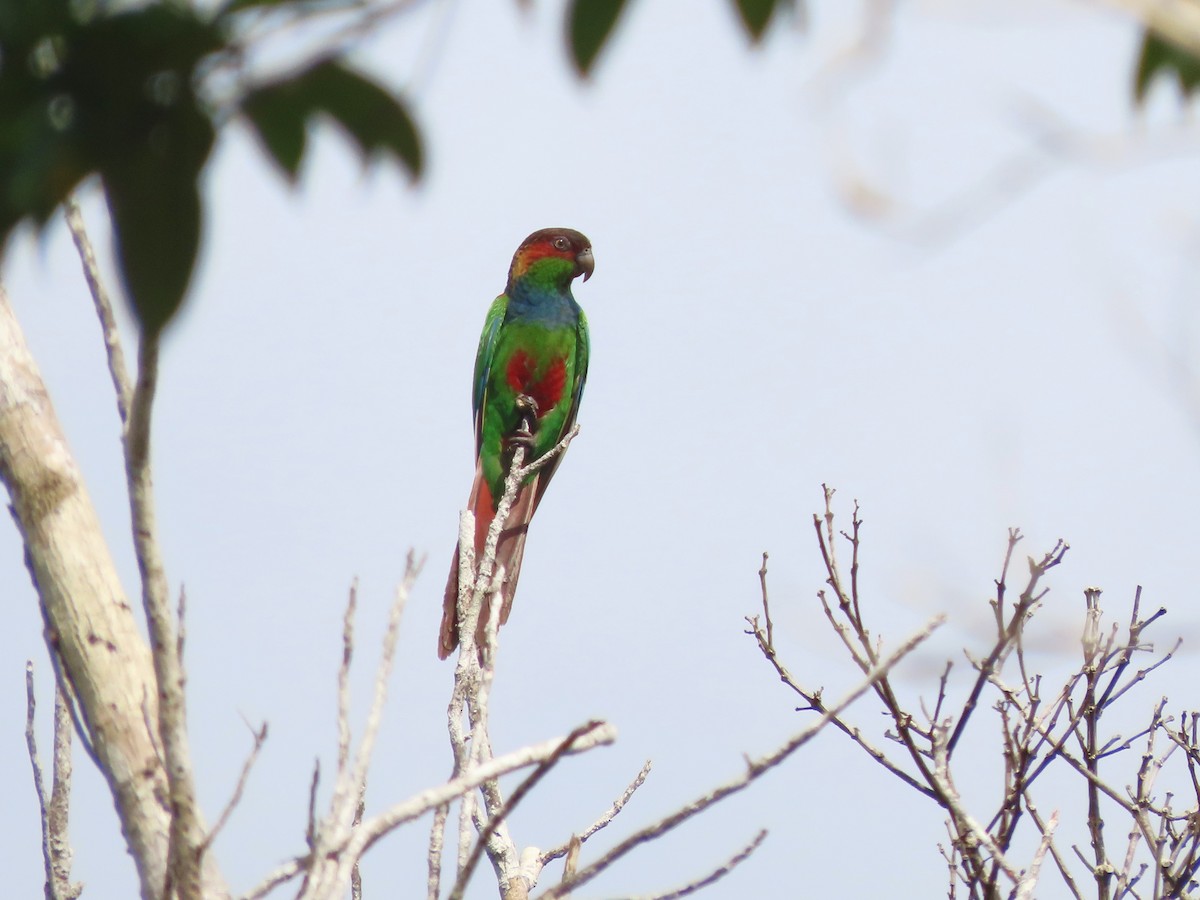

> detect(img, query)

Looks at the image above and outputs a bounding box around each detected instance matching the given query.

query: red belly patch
[506,351,567,415]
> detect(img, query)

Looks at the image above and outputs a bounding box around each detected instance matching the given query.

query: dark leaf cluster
[0,0,421,335]
[240,59,422,184]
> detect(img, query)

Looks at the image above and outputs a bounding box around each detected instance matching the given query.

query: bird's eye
[552,236,570,251]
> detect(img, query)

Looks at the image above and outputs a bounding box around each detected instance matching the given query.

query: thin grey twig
[297,556,423,899]
[351,779,366,900]
[26,662,81,900]
[238,857,305,900]
[200,721,268,857]
[26,662,51,890]
[758,552,773,650]
[947,537,1068,756]
[1014,810,1058,900]
[516,424,580,480]
[1025,799,1084,900]
[48,682,80,900]
[352,722,616,860]
[126,332,210,900]
[426,803,448,900]
[338,582,357,778]
[64,195,132,425]
[305,760,320,851]
[540,760,653,864]
[540,615,944,899]
[744,616,937,800]
[633,829,768,900]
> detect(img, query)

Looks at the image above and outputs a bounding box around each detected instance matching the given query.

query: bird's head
[507,228,594,292]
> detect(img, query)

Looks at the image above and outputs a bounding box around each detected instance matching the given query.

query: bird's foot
[514,393,540,419]
[507,395,540,450]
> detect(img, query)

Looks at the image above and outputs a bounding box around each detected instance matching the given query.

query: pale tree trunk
[0,284,222,899]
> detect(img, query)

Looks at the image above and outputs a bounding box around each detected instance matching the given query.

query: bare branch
[338,581,357,778]
[125,332,214,899]
[26,663,50,878]
[1025,799,1083,900]
[426,804,448,900]
[541,615,943,899]
[200,720,269,857]
[745,614,937,800]
[257,720,615,900]
[26,661,83,900]
[516,424,579,480]
[757,552,773,650]
[238,858,304,900]
[64,195,132,425]
[635,829,768,900]
[48,680,81,900]
[1014,810,1058,900]
[930,720,1024,888]
[947,537,1068,756]
[297,554,422,900]
[351,780,366,900]
[305,760,320,851]
[351,558,420,820]
[449,723,600,900]
[558,836,582,899]
[540,760,653,864]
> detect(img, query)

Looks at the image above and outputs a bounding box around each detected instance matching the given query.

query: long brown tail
[439,467,540,659]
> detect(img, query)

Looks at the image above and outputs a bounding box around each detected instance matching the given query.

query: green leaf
[101,96,214,336]
[733,0,790,43]
[240,84,308,179]
[1133,28,1200,105]
[567,0,628,77]
[240,60,423,182]
[0,3,224,262]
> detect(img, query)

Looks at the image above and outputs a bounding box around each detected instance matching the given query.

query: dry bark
[0,284,206,899]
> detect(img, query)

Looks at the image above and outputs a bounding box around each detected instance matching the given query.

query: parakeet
[439,228,594,659]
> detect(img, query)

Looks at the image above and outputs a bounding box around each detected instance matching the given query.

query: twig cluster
[429,424,952,898]
[747,485,1193,899]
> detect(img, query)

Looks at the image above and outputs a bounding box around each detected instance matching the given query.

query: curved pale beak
[576,248,595,282]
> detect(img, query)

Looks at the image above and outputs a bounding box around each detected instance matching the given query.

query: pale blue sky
[4,1,1200,897]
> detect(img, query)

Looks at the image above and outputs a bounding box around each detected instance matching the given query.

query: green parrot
[439,228,594,659]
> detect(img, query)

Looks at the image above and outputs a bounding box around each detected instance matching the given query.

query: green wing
[566,308,589,430]
[529,307,589,512]
[472,294,508,456]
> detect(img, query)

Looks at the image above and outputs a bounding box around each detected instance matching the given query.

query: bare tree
[748,487,1196,899]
